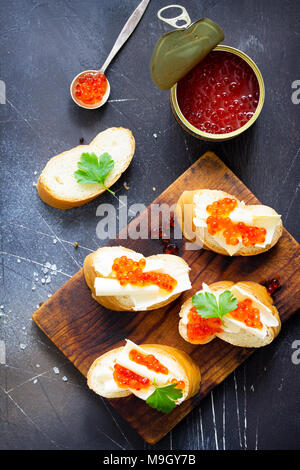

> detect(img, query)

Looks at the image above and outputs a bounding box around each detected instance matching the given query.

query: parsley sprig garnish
[192,290,238,325]
[74,152,115,194]
[146,382,183,414]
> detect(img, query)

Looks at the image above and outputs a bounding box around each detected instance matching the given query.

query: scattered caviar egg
[206,198,267,246]
[73,71,108,106]
[262,277,281,296]
[129,349,169,374]
[177,51,260,134]
[187,307,223,341]
[230,298,263,329]
[163,243,179,255]
[113,364,150,391]
[111,256,177,293]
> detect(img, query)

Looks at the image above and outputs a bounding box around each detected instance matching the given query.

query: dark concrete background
[0,0,299,450]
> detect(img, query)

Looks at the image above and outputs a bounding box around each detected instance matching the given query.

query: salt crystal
[20,343,27,350]
[45,262,51,268]
[53,367,59,374]
[51,264,57,271]
[34,171,37,175]
[22,326,26,330]
[47,294,52,298]
[42,267,48,274]
[53,239,58,244]
[0,306,4,309]
[41,278,45,284]
[33,379,38,384]
[62,376,68,382]
[17,258,21,263]
[36,364,40,368]
[45,276,51,284]
[32,286,36,291]
[153,133,158,138]
[152,187,156,191]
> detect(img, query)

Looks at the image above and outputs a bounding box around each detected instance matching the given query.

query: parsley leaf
[192,290,238,324]
[146,382,183,414]
[74,152,115,194]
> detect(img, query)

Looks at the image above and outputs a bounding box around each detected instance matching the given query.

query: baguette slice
[84,246,191,312]
[179,281,281,348]
[87,342,201,402]
[176,189,283,256]
[37,127,135,209]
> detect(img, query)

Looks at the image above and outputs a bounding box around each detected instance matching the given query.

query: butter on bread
[37,127,135,209]
[176,189,282,256]
[179,281,281,348]
[83,246,191,312]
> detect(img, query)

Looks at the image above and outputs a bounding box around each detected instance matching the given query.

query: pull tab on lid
[150,18,224,90]
[157,5,191,29]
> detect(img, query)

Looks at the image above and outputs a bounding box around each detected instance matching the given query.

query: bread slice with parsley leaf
[179,281,281,348]
[87,340,201,413]
[37,127,135,209]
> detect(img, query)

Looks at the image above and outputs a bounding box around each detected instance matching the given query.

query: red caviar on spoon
[71,70,110,109]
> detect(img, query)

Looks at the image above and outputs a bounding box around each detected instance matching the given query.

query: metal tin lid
[150,18,224,90]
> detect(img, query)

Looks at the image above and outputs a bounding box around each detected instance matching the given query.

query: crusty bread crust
[87,347,131,398]
[176,189,283,256]
[87,343,201,400]
[37,127,135,209]
[178,281,281,348]
[83,246,190,312]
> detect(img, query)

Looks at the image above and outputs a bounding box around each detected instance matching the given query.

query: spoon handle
[100,0,151,73]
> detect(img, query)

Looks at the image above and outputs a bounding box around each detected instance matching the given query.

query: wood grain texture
[32,152,300,444]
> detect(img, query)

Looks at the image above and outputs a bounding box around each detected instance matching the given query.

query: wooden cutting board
[33,152,300,445]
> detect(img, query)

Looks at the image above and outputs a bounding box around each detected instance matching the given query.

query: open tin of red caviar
[151,18,265,141]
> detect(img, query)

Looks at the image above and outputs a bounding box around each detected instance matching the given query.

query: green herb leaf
[192,291,219,317]
[74,152,115,194]
[192,290,238,323]
[146,382,183,414]
[218,290,238,316]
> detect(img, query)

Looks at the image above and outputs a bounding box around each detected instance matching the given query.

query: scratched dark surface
[0,0,299,451]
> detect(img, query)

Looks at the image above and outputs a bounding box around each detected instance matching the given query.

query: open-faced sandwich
[37,127,135,209]
[87,339,201,413]
[179,281,281,347]
[83,246,191,311]
[176,189,282,256]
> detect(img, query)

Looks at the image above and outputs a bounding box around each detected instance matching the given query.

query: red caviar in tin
[177,51,260,134]
[74,71,107,105]
[206,197,267,246]
[129,349,169,375]
[112,256,177,293]
[113,364,150,390]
